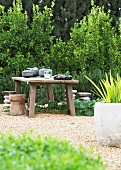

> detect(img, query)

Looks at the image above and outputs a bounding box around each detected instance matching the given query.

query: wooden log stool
[9,94,27,116]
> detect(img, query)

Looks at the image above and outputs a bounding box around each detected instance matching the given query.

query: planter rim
[96,102,121,104]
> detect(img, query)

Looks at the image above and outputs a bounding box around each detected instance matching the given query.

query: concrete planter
[94,102,121,148]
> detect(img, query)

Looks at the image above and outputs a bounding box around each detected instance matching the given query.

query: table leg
[28,84,36,118]
[47,84,54,101]
[27,92,30,116]
[66,84,76,116]
[15,81,21,94]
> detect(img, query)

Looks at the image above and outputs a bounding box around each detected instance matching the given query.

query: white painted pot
[94,102,121,148]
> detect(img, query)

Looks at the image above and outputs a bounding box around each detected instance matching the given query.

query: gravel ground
[0,104,121,170]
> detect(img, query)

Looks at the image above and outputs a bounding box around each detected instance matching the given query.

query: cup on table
[44,70,51,79]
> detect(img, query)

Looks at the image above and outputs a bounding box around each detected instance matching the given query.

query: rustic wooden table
[12,77,79,118]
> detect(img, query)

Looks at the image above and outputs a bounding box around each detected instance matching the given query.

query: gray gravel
[0,104,121,170]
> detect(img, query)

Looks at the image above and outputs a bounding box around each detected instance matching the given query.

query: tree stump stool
[9,94,27,116]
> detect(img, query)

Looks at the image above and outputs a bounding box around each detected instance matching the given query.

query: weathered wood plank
[47,84,54,101]
[12,77,79,84]
[29,84,36,118]
[15,81,21,94]
[66,84,76,116]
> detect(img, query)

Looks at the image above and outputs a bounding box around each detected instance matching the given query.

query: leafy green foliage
[35,98,97,116]
[50,5,121,74]
[0,0,54,72]
[64,71,70,76]
[1,0,120,41]
[52,84,66,102]
[85,72,121,103]
[0,132,107,170]
[38,0,77,41]
[1,106,10,115]
[0,0,13,11]
[118,18,121,56]
[72,69,106,93]
[0,0,54,102]
[94,0,121,28]
[69,5,121,72]
[0,2,121,105]
[49,38,72,74]
[74,99,96,116]
[35,100,67,114]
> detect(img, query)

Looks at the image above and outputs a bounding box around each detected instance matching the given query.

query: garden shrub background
[0,132,107,170]
[0,0,121,103]
[0,1,54,102]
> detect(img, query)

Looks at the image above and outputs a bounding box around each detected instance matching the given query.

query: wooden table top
[12,77,79,84]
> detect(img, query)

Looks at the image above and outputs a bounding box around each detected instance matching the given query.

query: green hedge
[0,132,107,170]
[0,1,54,73]
[0,1,121,103]
[0,0,54,103]
[49,5,121,74]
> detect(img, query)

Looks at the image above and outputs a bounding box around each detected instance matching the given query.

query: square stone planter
[94,102,121,148]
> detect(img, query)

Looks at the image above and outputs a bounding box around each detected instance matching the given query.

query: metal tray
[54,75,72,80]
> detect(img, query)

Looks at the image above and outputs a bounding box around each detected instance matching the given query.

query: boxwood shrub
[0,132,107,170]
